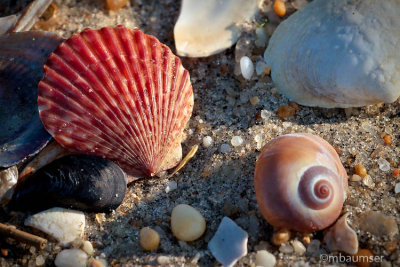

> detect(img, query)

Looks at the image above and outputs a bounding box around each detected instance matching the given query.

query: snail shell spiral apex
[254,133,348,232]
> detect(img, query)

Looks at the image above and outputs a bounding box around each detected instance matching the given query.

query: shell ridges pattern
[38,26,194,177]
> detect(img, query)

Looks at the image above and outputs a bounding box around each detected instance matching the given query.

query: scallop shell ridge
[38,26,194,177]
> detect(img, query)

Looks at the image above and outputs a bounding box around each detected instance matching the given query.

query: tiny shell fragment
[208,217,248,267]
[54,248,88,267]
[325,213,358,255]
[25,207,85,246]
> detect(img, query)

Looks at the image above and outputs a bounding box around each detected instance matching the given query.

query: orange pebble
[353,249,374,267]
[383,135,392,145]
[271,229,290,246]
[354,163,367,178]
[393,168,400,177]
[106,0,129,11]
[273,0,286,17]
[1,248,8,257]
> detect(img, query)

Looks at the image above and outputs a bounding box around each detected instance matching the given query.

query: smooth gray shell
[10,155,127,212]
[0,31,63,167]
[265,0,400,108]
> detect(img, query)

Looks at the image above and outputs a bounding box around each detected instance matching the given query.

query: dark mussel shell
[10,155,127,212]
[0,31,63,167]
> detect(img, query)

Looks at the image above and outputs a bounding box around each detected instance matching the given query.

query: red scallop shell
[38,26,194,178]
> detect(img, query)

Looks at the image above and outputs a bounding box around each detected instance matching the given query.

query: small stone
[250,96,260,106]
[157,256,170,265]
[0,166,18,204]
[105,0,129,10]
[271,229,290,246]
[202,136,213,148]
[291,240,306,255]
[231,136,244,147]
[235,35,253,62]
[378,158,391,172]
[279,243,294,254]
[219,144,231,154]
[362,175,374,188]
[165,181,177,193]
[54,249,88,267]
[139,227,160,251]
[240,56,254,80]
[208,217,248,267]
[277,105,296,118]
[255,250,276,267]
[35,255,45,266]
[256,60,268,76]
[81,240,94,256]
[353,249,374,267]
[354,163,367,177]
[88,259,105,267]
[395,183,400,194]
[359,211,399,239]
[260,110,271,120]
[306,240,321,255]
[351,174,362,182]
[25,208,85,246]
[255,28,268,48]
[171,204,206,241]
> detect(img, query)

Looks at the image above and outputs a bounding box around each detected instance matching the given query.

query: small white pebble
[279,243,294,254]
[260,110,271,120]
[256,60,268,76]
[255,250,276,267]
[36,255,45,266]
[291,240,306,255]
[395,183,400,194]
[377,158,391,172]
[350,174,362,182]
[81,240,94,256]
[157,256,170,265]
[165,181,178,193]
[171,204,206,241]
[362,175,374,188]
[54,249,88,267]
[249,96,260,106]
[219,144,231,154]
[240,56,254,80]
[231,136,244,147]
[202,136,213,148]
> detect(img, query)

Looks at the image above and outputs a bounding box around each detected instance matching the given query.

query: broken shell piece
[38,26,194,178]
[24,207,85,246]
[0,0,53,34]
[0,31,63,168]
[54,248,88,267]
[265,0,400,108]
[325,213,358,255]
[174,0,259,57]
[208,217,248,267]
[0,166,18,205]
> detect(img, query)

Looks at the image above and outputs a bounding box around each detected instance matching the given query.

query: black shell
[10,155,127,212]
[0,31,63,167]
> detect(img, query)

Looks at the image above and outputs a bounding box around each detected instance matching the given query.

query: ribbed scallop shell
[265,0,400,108]
[0,31,63,167]
[254,133,348,232]
[38,26,194,178]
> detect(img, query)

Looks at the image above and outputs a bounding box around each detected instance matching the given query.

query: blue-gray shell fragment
[0,31,63,167]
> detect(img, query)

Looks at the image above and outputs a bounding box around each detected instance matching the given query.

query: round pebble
[231,136,244,147]
[279,243,294,254]
[171,204,206,241]
[271,229,290,246]
[255,250,276,267]
[202,136,213,148]
[54,249,88,267]
[35,255,45,266]
[378,158,391,171]
[165,181,178,193]
[81,240,94,256]
[139,227,160,251]
[291,240,306,255]
[88,259,106,267]
[240,56,254,80]
[395,183,400,194]
[219,144,231,154]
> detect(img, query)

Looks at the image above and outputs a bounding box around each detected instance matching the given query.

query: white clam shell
[174,0,259,57]
[265,0,400,108]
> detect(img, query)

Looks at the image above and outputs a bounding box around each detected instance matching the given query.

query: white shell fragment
[208,217,248,267]
[174,0,259,57]
[325,213,358,255]
[0,166,18,204]
[25,207,85,246]
[265,0,400,108]
[54,249,88,267]
[255,250,276,267]
[240,56,254,80]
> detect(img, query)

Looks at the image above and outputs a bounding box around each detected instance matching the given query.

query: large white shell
[174,0,259,57]
[265,0,400,108]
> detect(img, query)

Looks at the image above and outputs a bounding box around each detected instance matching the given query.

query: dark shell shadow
[0,31,63,167]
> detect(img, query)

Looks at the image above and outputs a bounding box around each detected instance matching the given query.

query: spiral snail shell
[254,133,348,232]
